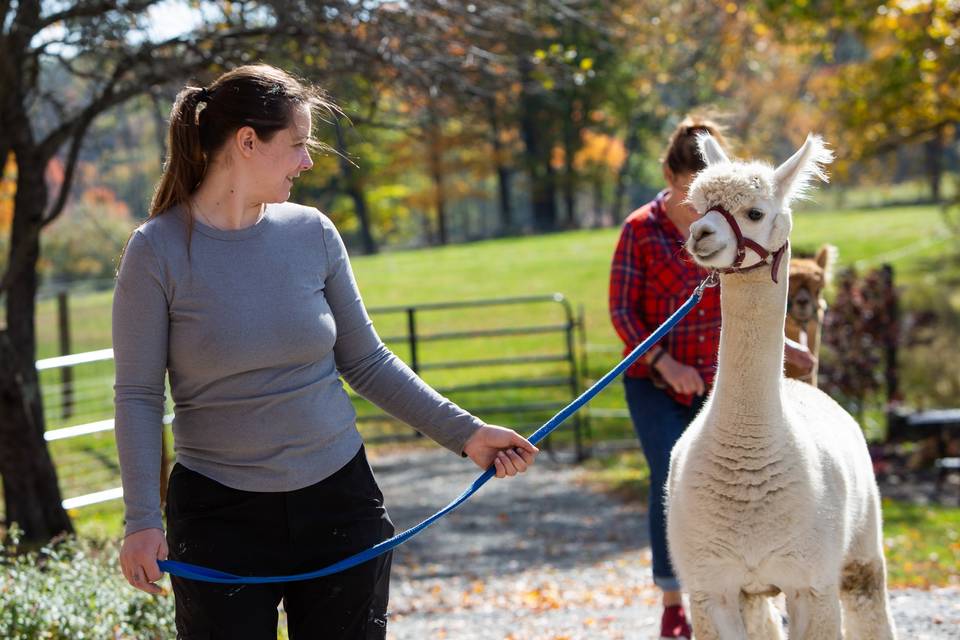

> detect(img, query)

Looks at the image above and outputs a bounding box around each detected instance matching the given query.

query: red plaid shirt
[609,191,721,406]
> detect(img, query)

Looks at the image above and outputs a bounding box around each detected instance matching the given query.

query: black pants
[165,446,394,639]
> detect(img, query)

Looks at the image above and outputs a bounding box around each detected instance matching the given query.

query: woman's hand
[784,339,817,376]
[119,527,168,595]
[655,353,706,396]
[462,425,539,478]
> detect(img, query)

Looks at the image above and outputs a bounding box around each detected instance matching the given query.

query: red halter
[707,205,789,283]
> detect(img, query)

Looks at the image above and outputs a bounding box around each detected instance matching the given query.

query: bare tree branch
[41,114,96,227]
[38,0,159,31]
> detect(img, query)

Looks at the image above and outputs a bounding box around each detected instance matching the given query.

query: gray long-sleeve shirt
[113,202,483,536]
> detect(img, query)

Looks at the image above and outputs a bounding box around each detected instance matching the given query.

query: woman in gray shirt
[114,64,538,639]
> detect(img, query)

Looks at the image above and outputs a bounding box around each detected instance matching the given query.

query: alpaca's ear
[696,133,730,166]
[816,244,838,284]
[815,244,831,269]
[774,134,834,202]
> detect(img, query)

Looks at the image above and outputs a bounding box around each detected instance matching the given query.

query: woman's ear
[235,126,257,158]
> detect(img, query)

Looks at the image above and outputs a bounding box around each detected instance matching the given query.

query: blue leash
[158,275,716,584]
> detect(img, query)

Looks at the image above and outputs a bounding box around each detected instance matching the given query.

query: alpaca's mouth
[790,305,815,322]
[695,246,722,261]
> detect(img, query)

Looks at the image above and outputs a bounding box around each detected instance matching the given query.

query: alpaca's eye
[747,208,764,221]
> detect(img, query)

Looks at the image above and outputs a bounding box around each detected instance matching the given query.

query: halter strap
[707,205,788,283]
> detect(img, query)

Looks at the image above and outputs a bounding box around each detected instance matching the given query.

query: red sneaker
[659,604,691,639]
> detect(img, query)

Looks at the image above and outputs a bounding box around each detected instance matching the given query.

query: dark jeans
[165,445,394,640]
[623,376,705,592]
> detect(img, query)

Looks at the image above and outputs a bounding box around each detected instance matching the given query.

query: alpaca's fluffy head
[686,134,833,271]
[788,244,837,323]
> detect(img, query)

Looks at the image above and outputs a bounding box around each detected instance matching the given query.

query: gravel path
[371,448,960,640]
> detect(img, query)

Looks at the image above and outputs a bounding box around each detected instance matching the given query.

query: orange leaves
[574,131,626,173]
[521,583,564,611]
[0,152,15,235]
[45,157,65,195]
[80,186,130,220]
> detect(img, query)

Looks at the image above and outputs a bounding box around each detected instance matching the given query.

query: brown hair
[149,64,339,223]
[117,65,341,273]
[661,116,730,177]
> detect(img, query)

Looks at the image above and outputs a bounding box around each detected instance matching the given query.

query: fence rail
[25,292,589,514]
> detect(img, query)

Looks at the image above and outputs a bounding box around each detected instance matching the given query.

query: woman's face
[664,168,699,216]
[249,103,315,203]
[667,169,694,199]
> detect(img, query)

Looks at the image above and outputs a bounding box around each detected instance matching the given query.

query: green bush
[0,528,175,639]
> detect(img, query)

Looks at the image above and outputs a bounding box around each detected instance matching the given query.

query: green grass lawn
[26,202,960,556]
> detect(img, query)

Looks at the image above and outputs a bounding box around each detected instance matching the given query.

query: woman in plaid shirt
[609,118,814,639]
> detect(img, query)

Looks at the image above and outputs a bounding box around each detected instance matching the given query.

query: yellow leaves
[521,584,564,611]
[927,14,955,40]
[724,2,738,14]
[893,0,936,16]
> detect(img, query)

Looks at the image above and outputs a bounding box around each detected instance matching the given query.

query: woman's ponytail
[148,86,208,219]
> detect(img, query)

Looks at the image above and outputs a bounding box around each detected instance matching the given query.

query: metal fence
[26,292,589,513]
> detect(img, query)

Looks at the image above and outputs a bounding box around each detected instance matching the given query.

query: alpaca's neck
[710,257,789,425]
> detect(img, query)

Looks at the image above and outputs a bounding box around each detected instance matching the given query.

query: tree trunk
[561,98,577,229]
[427,114,448,245]
[924,127,943,203]
[496,166,513,235]
[0,157,73,543]
[486,97,514,235]
[612,118,643,223]
[431,163,448,245]
[334,119,378,254]
[592,175,605,228]
[519,61,557,232]
[525,158,558,232]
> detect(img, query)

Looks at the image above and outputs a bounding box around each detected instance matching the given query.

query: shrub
[0,527,175,639]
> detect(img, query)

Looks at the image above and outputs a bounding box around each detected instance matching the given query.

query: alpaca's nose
[693,227,714,242]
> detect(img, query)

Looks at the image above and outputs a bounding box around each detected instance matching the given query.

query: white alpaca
[665,134,897,640]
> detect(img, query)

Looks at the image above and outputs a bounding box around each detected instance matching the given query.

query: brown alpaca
[785,244,835,386]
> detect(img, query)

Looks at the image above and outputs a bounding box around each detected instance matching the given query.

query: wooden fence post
[57,291,73,420]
